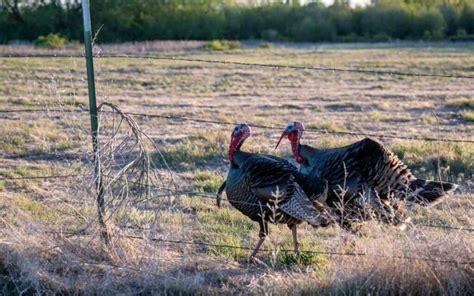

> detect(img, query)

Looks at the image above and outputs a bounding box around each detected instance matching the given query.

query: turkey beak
[274,129,288,150]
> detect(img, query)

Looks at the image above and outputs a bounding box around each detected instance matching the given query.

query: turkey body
[225,151,327,228]
[298,137,457,206]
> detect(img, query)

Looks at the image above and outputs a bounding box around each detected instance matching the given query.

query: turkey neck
[295,143,318,164]
[231,149,253,167]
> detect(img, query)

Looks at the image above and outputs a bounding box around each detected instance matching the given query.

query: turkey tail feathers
[409,178,458,206]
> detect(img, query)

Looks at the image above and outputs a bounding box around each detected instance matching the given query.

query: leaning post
[81,0,109,244]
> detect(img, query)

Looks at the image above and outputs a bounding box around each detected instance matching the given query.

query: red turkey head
[275,121,305,163]
[228,123,251,161]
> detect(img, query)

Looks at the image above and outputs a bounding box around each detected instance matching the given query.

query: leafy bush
[360,5,411,39]
[291,17,336,42]
[207,40,241,51]
[34,33,67,49]
[460,4,474,34]
[412,7,446,39]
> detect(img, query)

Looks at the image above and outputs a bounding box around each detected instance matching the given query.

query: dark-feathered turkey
[222,123,330,257]
[275,121,458,209]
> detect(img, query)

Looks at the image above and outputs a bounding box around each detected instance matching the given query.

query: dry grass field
[0,42,473,294]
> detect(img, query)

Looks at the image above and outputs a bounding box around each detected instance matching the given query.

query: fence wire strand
[103,55,474,79]
[1,108,473,143]
[0,173,83,180]
[2,54,474,80]
[2,173,472,232]
[117,234,473,265]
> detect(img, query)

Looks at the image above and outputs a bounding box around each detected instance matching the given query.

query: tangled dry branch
[93,102,176,227]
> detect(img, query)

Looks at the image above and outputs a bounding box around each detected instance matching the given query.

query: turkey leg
[291,224,299,254]
[251,221,268,257]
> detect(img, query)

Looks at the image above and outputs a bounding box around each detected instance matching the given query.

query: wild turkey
[275,121,458,208]
[222,123,330,257]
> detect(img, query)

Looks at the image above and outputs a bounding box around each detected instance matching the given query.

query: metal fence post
[81,0,109,244]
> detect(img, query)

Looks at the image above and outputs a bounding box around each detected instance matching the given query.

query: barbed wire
[104,55,474,80]
[116,233,472,265]
[139,189,474,232]
[2,173,472,232]
[414,223,474,232]
[118,110,474,143]
[2,53,474,79]
[1,108,473,143]
[45,229,472,266]
[0,173,83,180]
[0,108,77,114]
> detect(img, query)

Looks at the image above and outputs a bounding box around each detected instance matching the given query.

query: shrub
[460,4,474,34]
[291,17,336,42]
[412,8,446,39]
[360,5,411,39]
[207,40,241,51]
[439,3,462,36]
[34,33,67,49]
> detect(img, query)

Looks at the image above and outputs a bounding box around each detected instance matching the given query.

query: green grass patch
[0,166,29,178]
[198,208,255,235]
[152,130,227,168]
[391,141,473,178]
[63,97,88,107]
[306,138,472,180]
[0,120,79,153]
[12,195,57,222]
[192,170,225,193]
[310,137,355,149]
[209,234,248,259]
[263,240,329,271]
[198,208,255,259]
[6,98,37,107]
[0,165,81,191]
[459,111,474,122]
[445,97,474,110]
[314,106,326,113]
[0,133,28,152]
[0,167,37,190]
[306,120,346,132]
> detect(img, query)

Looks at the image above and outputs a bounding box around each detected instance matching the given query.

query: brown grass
[0,42,473,294]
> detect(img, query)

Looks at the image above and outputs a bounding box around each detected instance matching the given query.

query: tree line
[0,0,473,44]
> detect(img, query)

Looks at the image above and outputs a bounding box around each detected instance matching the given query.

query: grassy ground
[0,42,473,294]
